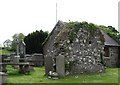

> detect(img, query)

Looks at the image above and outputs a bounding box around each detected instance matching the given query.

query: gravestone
[12,38,20,64]
[56,54,65,77]
[44,55,53,75]
[19,41,26,63]
[19,41,26,58]
[15,38,19,56]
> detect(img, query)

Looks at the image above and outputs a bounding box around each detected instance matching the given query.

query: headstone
[44,55,53,75]
[56,54,65,78]
[19,41,26,58]
[19,41,26,63]
[0,72,8,84]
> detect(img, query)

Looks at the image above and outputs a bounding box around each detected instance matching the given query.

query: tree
[3,39,12,48]
[99,25,120,43]
[3,39,12,51]
[107,26,119,33]
[11,33,25,51]
[24,30,48,54]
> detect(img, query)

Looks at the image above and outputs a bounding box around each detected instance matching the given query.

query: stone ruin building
[102,32,120,67]
[43,21,106,78]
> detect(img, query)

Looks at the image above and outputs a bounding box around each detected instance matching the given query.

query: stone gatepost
[56,54,65,78]
[0,72,8,84]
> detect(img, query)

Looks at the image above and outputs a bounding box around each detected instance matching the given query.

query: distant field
[7,66,119,84]
[0,49,14,55]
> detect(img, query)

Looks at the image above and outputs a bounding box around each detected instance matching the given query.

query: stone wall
[31,53,43,66]
[109,47,119,67]
[119,47,120,67]
[105,46,119,67]
[54,27,105,75]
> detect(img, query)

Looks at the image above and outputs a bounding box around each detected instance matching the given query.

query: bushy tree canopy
[24,30,48,54]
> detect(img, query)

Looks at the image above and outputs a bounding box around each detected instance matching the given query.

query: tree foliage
[99,25,120,43]
[3,39,12,51]
[3,39,12,48]
[11,33,25,51]
[24,30,48,54]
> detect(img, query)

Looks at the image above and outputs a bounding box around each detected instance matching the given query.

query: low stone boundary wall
[31,53,44,67]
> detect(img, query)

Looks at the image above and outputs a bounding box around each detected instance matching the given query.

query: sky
[0,0,119,45]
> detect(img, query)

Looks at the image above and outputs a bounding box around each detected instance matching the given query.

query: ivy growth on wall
[66,21,97,43]
[65,21,120,43]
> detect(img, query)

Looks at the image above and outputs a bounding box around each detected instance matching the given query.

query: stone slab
[56,54,65,77]
[44,55,53,75]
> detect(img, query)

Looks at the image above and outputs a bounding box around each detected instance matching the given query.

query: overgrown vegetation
[66,21,120,43]
[66,21,97,43]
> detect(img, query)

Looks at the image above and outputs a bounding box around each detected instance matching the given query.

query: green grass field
[1,49,119,84]
[0,49,14,55]
[7,66,119,84]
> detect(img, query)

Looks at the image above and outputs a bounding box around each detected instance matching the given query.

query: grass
[7,66,119,84]
[0,49,14,55]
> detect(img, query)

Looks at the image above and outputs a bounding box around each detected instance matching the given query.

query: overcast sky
[0,0,119,45]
